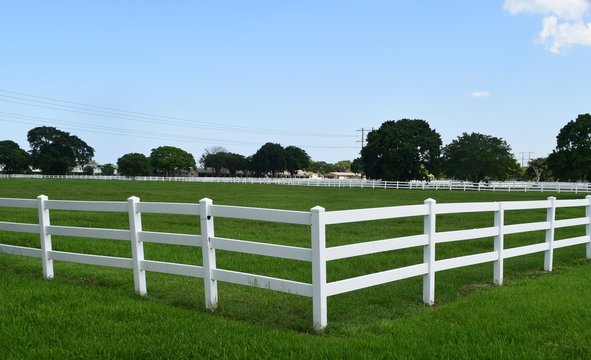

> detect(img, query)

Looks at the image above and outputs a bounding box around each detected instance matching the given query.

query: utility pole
[356,128,371,150]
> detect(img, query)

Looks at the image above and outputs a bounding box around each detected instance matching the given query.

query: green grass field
[1,179,590,359]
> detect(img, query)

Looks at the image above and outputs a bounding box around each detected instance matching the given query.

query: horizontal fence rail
[2,173,591,194]
[0,194,590,330]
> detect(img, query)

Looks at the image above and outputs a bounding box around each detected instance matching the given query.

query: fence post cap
[199,197,213,204]
[127,196,140,202]
[37,194,48,200]
[311,206,325,212]
[424,198,436,204]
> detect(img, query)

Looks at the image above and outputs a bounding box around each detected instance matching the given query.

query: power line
[0,112,358,150]
[0,89,356,138]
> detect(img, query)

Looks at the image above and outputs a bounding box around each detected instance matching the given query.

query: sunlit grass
[0,179,590,358]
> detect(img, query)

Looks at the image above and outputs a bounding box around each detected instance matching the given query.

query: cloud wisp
[470,91,490,98]
[504,0,591,53]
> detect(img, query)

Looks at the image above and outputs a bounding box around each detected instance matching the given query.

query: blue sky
[1,0,590,166]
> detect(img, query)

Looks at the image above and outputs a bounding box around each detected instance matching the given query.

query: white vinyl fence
[0,195,590,330]
[2,174,591,193]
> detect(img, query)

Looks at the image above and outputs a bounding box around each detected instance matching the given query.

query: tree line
[356,114,591,182]
[1,114,590,181]
[0,126,352,177]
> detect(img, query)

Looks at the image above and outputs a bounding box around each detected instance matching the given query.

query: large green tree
[361,119,441,181]
[117,153,152,177]
[441,132,520,182]
[284,146,310,176]
[548,114,591,181]
[251,142,286,177]
[0,140,30,174]
[27,126,94,175]
[150,146,196,177]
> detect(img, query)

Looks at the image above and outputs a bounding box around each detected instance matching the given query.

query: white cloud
[470,91,490,98]
[504,0,591,53]
[504,0,589,20]
[538,16,591,53]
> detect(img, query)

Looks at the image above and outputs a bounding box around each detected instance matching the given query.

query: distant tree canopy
[27,126,94,175]
[524,157,551,182]
[150,146,196,177]
[548,114,591,181]
[308,161,336,175]
[441,132,520,182]
[117,153,152,177]
[0,140,30,174]
[203,152,227,176]
[350,157,363,175]
[361,119,441,181]
[251,143,286,176]
[333,160,352,172]
[100,163,116,176]
[199,146,227,168]
[203,151,248,176]
[284,146,310,176]
[82,165,95,175]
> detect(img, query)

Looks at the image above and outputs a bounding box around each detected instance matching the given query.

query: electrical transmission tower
[518,151,534,167]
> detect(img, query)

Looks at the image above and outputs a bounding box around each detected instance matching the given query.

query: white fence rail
[2,174,591,193]
[0,195,590,330]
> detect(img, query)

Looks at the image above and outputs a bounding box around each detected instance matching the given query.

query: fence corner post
[544,196,556,272]
[586,195,591,259]
[493,202,504,285]
[200,198,218,311]
[423,198,436,305]
[128,196,147,295]
[311,205,327,331]
[37,195,53,280]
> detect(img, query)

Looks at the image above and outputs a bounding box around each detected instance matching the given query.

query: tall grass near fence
[1,179,591,358]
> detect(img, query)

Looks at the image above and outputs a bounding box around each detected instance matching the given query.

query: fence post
[423,198,436,305]
[200,198,218,310]
[586,195,591,259]
[37,195,53,279]
[544,197,556,272]
[128,196,147,295]
[493,202,504,285]
[311,206,327,331]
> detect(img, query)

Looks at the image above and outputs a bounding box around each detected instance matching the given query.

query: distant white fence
[1,174,591,193]
[0,195,590,330]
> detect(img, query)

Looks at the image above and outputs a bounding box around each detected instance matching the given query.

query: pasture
[1,179,591,359]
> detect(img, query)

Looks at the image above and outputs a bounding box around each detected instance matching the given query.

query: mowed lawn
[1,179,591,359]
